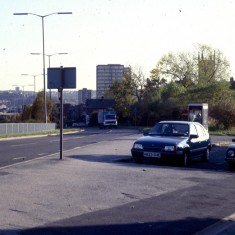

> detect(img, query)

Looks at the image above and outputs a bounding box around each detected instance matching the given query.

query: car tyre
[228,163,235,171]
[182,151,189,167]
[202,148,210,162]
[133,157,143,164]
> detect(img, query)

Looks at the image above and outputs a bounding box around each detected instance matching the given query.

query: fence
[0,123,56,135]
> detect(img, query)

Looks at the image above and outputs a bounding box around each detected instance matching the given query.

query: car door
[195,123,208,155]
[189,123,201,158]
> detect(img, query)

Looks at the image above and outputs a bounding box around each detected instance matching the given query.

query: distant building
[78,88,93,104]
[15,87,20,93]
[230,77,235,89]
[198,52,216,83]
[96,64,131,98]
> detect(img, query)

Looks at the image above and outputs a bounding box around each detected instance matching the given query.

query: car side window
[190,124,198,136]
[195,124,204,137]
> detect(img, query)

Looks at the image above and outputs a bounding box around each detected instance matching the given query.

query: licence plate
[144,152,161,158]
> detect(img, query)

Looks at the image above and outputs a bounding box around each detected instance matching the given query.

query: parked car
[131,121,211,166]
[225,145,235,170]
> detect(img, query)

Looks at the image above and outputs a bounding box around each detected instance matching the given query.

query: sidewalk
[0,133,234,235]
[194,213,235,235]
[0,135,137,234]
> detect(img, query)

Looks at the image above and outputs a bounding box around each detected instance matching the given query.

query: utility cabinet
[188,103,208,130]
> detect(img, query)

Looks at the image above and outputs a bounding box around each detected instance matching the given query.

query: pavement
[0,133,234,235]
[194,213,235,235]
[195,136,235,235]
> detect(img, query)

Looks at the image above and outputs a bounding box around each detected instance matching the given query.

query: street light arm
[30,13,56,18]
[13,13,28,15]
[14,12,72,18]
[31,52,68,56]
[43,12,72,17]
[58,12,72,15]
[14,12,72,17]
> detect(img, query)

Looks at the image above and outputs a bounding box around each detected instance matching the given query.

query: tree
[142,78,164,104]
[130,66,146,104]
[185,81,232,106]
[161,81,186,102]
[31,91,56,122]
[150,44,231,88]
[149,66,167,88]
[151,52,197,88]
[105,77,135,119]
[210,100,235,130]
[22,105,32,122]
[105,66,148,122]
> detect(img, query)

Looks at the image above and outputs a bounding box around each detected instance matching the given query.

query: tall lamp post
[31,52,68,98]
[13,12,72,123]
[21,74,43,99]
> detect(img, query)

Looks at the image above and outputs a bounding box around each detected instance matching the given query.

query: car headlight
[227,150,235,157]
[133,143,143,150]
[164,146,176,151]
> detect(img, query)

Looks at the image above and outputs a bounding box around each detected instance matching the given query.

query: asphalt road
[0,128,234,235]
[0,128,140,167]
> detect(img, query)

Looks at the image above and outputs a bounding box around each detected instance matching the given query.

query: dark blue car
[225,145,235,170]
[131,121,211,166]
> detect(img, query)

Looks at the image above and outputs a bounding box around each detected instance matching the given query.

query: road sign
[47,67,76,89]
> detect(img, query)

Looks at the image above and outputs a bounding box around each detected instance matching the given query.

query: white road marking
[49,136,85,142]
[12,157,25,160]
[11,142,37,147]
[49,140,59,142]
[0,140,103,170]
[38,153,47,156]
[63,136,85,141]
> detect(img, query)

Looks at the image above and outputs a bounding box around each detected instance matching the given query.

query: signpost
[48,66,76,160]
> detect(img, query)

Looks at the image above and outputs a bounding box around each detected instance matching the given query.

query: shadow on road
[11,216,219,235]
[66,146,235,174]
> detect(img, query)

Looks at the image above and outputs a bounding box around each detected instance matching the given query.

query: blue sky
[1,0,235,91]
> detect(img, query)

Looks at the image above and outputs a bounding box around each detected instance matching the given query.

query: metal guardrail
[0,123,56,135]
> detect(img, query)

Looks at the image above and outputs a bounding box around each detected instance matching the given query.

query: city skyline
[1,0,235,91]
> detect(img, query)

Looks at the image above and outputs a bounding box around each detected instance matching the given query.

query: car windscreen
[149,123,189,137]
[105,114,116,120]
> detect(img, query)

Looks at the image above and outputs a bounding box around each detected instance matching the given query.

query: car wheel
[228,163,235,171]
[133,157,143,164]
[182,151,189,167]
[202,148,210,162]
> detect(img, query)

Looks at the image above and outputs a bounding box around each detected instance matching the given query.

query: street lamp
[21,74,43,98]
[13,12,72,123]
[31,52,68,99]
[31,52,68,67]
[12,84,33,113]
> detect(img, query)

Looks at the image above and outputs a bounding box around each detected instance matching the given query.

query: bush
[210,102,235,130]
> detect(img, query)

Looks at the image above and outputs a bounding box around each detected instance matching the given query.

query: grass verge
[0,128,81,139]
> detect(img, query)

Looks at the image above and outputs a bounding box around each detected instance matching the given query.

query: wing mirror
[190,134,198,139]
[143,129,150,136]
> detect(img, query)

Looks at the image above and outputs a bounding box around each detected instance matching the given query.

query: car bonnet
[135,135,187,146]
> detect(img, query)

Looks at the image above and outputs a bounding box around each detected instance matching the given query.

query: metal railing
[0,123,56,135]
